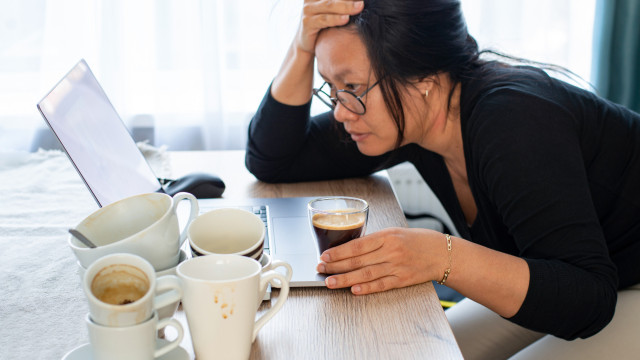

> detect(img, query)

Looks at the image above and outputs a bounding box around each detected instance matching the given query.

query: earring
[424,89,429,98]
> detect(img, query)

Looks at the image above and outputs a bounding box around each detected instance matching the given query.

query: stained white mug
[86,312,183,360]
[177,254,289,360]
[188,208,265,261]
[69,192,198,271]
[83,253,182,327]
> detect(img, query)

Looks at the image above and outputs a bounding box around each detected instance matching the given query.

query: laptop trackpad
[271,216,316,254]
[271,216,326,287]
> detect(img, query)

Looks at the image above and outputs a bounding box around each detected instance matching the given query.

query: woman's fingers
[319,231,385,263]
[324,262,395,289]
[303,0,364,18]
[304,13,350,31]
[318,247,379,274]
[297,0,364,53]
[350,276,398,295]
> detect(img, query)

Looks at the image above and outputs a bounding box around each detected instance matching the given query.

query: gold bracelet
[437,234,452,285]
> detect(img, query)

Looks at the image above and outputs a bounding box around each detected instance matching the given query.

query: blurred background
[1,0,616,153]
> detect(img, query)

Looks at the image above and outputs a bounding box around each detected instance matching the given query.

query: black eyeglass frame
[312,80,381,115]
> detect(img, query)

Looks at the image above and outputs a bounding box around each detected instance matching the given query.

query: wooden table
[169,151,462,359]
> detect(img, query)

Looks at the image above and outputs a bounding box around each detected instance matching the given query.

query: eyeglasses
[312,80,380,115]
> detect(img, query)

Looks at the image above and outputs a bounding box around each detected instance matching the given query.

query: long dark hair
[347,0,481,147]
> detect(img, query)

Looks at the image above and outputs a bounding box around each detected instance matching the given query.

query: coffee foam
[312,209,366,230]
[91,264,150,305]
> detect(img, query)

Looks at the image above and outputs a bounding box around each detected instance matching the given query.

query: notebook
[37,59,326,287]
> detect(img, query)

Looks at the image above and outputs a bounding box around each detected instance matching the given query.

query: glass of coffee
[308,197,369,257]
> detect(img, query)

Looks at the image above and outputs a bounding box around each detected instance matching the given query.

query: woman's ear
[416,76,437,98]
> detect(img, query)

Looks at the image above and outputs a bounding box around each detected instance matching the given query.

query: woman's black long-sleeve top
[245,65,640,340]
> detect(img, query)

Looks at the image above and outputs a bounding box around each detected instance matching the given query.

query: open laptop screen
[37,59,162,206]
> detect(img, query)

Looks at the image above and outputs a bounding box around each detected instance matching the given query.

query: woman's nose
[333,102,359,123]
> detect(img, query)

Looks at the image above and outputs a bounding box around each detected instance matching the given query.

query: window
[0,0,596,151]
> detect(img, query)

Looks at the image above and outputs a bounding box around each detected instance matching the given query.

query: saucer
[62,339,189,360]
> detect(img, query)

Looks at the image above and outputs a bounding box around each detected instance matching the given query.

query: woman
[245,0,640,358]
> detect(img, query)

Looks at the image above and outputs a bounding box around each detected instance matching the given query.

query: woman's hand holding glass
[316,227,449,295]
[296,0,364,55]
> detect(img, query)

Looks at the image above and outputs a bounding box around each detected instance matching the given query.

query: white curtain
[0,0,595,152]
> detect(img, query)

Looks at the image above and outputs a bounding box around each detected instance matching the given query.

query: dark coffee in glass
[312,210,366,253]
[308,197,369,257]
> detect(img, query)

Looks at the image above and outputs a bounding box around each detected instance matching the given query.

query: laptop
[37,59,326,287]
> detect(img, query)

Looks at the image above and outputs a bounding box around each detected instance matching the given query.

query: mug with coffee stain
[177,254,289,360]
[83,253,182,327]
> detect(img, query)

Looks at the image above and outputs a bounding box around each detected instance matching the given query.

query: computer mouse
[165,172,226,198]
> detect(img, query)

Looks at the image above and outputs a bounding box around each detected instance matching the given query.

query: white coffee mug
[177,254,289,360]
[77,250,187,325]
[86,312,183,360]
[188,208,265,261]
[69,192,198,271]
[257,253,292,307]
[83,253,182,327]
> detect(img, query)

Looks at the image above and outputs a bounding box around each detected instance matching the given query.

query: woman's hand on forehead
[296,0,364,54]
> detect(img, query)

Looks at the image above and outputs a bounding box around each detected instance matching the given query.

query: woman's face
[315,27,403,156]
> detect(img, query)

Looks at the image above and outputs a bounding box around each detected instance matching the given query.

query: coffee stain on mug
[213,286,236,319]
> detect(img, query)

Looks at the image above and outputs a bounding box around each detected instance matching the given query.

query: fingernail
[352,285,361,294]
[326,277,336,287]
[320,252,331,262]
[354,1,364,9]
[317,263,326,273]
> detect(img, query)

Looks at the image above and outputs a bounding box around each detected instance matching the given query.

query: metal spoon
[68,228,97,248]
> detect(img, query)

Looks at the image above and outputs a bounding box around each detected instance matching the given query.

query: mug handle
[154,317,184,358]
[269,259,293,287]
[171,192,199,247]
[154,275,183,310]
[253,271,289,342]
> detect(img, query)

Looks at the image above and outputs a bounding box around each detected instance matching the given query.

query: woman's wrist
[436,234,453,285]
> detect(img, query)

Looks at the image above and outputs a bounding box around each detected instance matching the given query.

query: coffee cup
[257,253,292,306]
[188,208,265,261]
[78,250,187,324]
[69,192,199,271]
[83,253,182,327]
[177,254,289,360]
[86,312,184,360]
[308,197,369,257]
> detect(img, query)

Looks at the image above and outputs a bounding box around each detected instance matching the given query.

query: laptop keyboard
[251,205,270,255]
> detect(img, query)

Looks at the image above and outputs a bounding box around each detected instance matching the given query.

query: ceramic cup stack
[67,201,294,359]
[82,253,184,360]
[69,192,198,322]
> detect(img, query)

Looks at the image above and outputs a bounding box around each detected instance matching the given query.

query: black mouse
[164,172,225,198]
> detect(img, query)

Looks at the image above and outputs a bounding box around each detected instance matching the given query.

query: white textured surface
[0,145,170,359]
